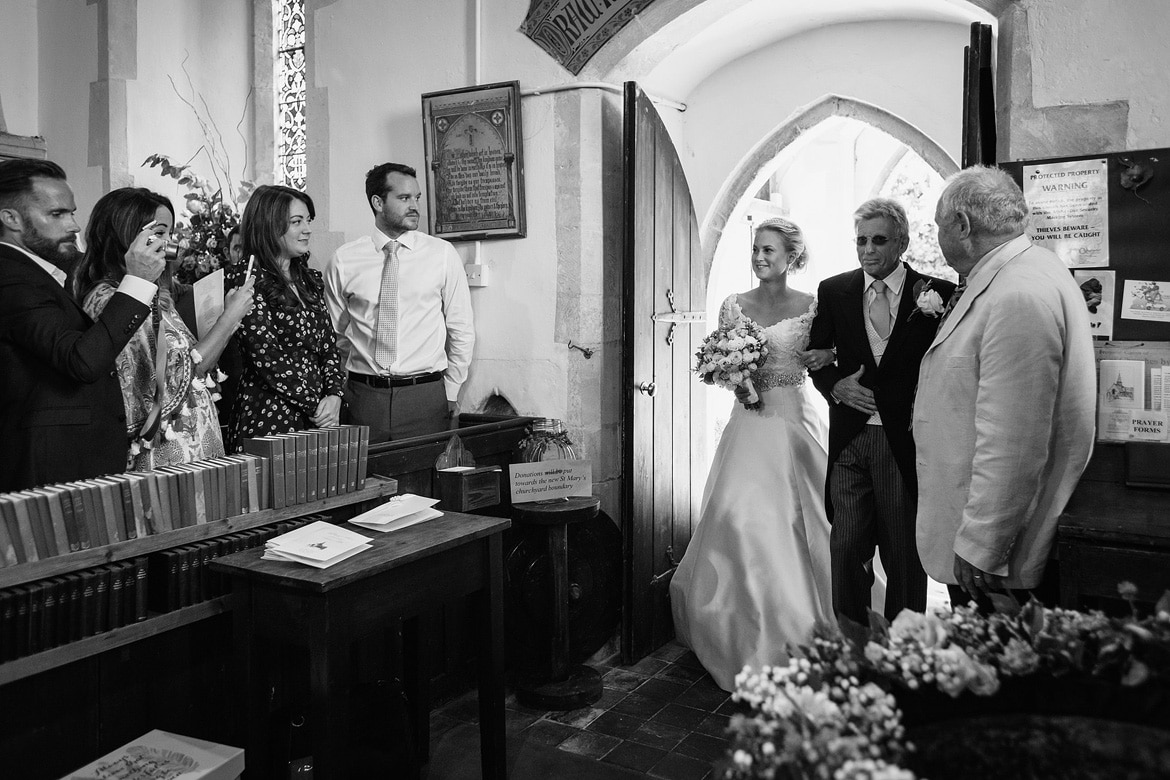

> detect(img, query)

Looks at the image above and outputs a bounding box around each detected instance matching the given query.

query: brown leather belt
[348,370,442,389]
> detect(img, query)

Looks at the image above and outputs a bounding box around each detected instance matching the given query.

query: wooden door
[621,82,705,664]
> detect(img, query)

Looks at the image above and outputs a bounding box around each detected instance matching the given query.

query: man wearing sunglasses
[805,198,956,625]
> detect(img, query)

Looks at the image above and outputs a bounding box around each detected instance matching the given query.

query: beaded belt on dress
[753,370,806,391]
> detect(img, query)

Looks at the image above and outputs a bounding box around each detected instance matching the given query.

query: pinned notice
[509,459,592,502]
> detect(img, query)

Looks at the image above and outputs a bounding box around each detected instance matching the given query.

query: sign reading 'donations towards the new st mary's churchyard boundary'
[508,459,592,502]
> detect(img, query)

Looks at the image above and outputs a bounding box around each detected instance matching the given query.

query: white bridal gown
[671,294,835,691]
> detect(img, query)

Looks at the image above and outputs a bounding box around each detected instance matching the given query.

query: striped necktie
[939,279,967,326]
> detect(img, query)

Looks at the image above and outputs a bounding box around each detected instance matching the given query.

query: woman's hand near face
[311,394,342,427]
[125,221,167,282]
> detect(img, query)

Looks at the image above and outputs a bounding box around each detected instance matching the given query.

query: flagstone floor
[423,641,743,780]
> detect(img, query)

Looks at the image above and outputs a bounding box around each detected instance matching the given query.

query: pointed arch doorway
[698,96,960,465]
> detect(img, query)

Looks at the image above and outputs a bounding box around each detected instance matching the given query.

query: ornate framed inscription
[420,81,526,241]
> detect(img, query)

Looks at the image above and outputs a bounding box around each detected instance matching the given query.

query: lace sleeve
[717,295,739,329]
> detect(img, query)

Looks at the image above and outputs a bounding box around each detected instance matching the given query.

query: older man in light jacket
[913,165,1095,603]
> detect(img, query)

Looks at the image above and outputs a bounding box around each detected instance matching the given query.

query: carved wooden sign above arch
[520,0,656,75]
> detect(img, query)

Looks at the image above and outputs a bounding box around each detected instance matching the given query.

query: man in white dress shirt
[914,165,1094,606]
[325,163,475,442]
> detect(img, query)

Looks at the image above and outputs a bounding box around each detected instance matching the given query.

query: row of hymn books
[0,425,371,568]
[0,516,320,662]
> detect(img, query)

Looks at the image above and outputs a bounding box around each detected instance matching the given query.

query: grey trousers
[343,377,449,443]
[829,425,926,624]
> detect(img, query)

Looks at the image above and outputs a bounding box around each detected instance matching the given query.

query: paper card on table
[508,459,592,502]
[263,543,372,569]
[64,728,244,780]
[351,507,443,533]
[265,519,369,562]
[1129,411,1168,442]
[347,493,440,526]
[192,268,225,338]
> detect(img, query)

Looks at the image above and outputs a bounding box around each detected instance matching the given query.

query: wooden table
[1059,479,1170,609]
[212,511,510,779]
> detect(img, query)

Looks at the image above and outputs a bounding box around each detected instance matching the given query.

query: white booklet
[348,493,442,533]
[263,520,372,568]
[64,728,244,779]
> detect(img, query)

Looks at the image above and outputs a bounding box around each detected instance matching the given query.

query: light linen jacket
[913,235,1095,588]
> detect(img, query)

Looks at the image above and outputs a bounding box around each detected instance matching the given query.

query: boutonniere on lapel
[908,279,945,321]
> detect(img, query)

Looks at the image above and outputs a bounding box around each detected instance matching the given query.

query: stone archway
[698,94,959,285]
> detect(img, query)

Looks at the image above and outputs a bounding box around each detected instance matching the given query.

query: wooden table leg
[476,534,507,780]
[307,600,350,780]
[231,581,270,780]
[403,612,431,767]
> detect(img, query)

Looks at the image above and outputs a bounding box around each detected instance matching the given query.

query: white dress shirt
[325,228,475,402]
[862,262,906,425]
[0,240,156,303]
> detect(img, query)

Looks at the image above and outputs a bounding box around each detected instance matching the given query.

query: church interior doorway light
[702,114,956,459]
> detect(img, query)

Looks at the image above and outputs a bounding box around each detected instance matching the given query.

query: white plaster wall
[1026,0,1170,149]
[130,0,254,209]
[36,0,102,217]
[655,20,970,229]
[311,0,583,422]
[1,0,40,135]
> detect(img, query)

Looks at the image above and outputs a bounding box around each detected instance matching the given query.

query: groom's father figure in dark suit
[806,198,955,623]
[0,158,164,491]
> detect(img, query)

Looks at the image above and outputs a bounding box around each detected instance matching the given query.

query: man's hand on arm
[831,366,876,415]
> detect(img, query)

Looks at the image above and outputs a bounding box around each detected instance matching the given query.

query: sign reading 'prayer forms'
[520,0,656,74]
[421,81,526,241]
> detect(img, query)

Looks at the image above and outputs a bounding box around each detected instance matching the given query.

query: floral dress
[84,283,225,470]
[225,264,345,450]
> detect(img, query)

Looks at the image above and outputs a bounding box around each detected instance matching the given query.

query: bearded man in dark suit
[0,159,164,491]
[804,198,955,623]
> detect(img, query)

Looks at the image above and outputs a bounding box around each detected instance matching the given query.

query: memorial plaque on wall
[420,81,526,241]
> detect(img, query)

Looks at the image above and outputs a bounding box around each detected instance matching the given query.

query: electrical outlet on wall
[465,264,488,287]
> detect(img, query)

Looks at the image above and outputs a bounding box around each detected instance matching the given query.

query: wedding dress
[671,294,835,691]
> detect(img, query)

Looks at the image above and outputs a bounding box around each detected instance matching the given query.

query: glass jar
[519,418,579,462]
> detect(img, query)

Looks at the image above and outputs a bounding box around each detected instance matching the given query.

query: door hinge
[651,290,705,346]
[649,546,681,586]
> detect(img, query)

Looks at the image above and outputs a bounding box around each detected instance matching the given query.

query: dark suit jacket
[808,263,955,510]
[0,243,150,491]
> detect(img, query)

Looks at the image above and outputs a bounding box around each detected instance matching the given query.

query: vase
[518,418,579,462]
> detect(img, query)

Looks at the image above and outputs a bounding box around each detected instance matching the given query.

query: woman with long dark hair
[73,187,254,469]
[226,184,344,449]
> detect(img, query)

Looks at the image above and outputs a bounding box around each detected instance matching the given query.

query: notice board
[1003,148,1169,443]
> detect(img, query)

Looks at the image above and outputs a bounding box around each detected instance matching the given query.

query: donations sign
[520,0,656,74]
[509,459,592,502]
[1023,158,1110,268]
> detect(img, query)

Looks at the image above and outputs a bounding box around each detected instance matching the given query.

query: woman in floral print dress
[226,185,344,450]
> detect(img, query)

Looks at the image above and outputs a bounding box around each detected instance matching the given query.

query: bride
[671,217,836,691]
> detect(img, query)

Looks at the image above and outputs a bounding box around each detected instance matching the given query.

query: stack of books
[262,520,372,569]
[0,557,148,660]
[0,454,268,565]
[240,424,370,511]
[0,515,325,661]
[0,424,371,567]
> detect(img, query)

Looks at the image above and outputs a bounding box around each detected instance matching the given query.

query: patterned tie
[374,239,400,369]
[869,279,891,339]
[939,279,968,326]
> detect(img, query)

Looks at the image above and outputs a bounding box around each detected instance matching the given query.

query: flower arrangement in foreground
[695,321,769,410]
[723,584,1170,780]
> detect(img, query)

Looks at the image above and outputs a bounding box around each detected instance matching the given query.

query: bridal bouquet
[695,322,769,410]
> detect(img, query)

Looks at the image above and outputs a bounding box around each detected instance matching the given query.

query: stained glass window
[275,0,306,190]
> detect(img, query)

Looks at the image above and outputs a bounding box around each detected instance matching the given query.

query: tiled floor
[426,642,740,779]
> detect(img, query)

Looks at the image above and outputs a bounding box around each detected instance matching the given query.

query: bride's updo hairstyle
[755,217,809,271]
